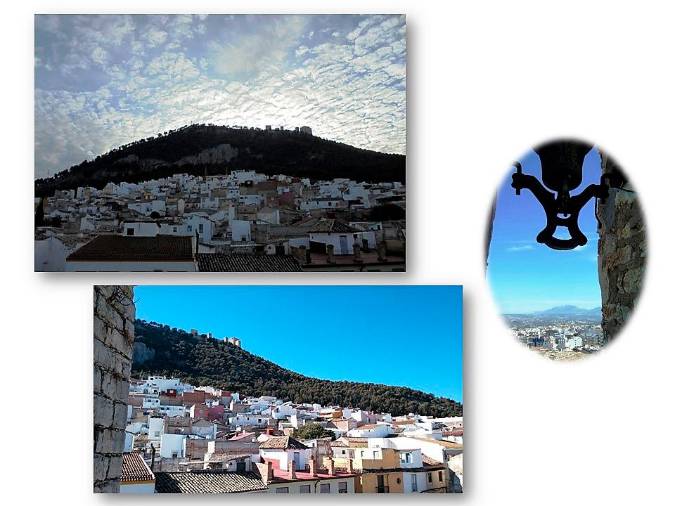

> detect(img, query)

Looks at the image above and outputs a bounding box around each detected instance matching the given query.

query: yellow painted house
[326,446,448,493]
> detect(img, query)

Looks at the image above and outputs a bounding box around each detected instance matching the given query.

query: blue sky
[134,285,462,402]
[487,147,602,314]
[35,14,406,178]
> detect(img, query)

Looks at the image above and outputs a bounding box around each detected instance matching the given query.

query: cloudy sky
[34,14,406,179]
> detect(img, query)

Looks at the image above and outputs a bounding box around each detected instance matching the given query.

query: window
[411,474,418,492]
[428,472,432,483]
[198,223,204,233]
[299,485,311,493]
[126,228,134,236]
[338,482,348,493]
[438,471,444,482]
[320,483,331,493]
[275,487,289,494]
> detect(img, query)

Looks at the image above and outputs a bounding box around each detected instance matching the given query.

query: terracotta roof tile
[308,218,356,233]
[121,452,155,483]
[67,235,193,262]
[154,470,267,493]
[196,254,302,272]
[259,436,309,450]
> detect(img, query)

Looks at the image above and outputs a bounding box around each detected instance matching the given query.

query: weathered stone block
[116,378,130,401]
[95,428,125,454]
[621,267,643,295]
[96,319,133,360]
[95,297,126,333]
[99,369,117,399]
[93,365,102,395]
[94,338,131,377]
[93,286,135,492]
[94,395,114,427]
[112,401,128,429]
[597,160,646,341]
[107,455,123,480]
[616,245,632,266]
[93,454,109,482]
[94,480,120,493]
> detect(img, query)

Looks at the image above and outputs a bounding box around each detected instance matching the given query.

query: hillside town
[119,375,463,494]
[505,316,603,359]
[35,167,406,272]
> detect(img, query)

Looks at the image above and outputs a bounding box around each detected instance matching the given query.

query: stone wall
[93,286,135,492]
[597,155,646,342]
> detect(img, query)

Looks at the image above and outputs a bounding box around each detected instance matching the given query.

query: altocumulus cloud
[34,14,406,178]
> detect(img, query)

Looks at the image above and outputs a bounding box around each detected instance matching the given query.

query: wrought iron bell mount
[511,140,610,251]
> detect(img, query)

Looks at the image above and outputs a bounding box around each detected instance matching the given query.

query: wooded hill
[132,320,462,418]
[35,124,406,197]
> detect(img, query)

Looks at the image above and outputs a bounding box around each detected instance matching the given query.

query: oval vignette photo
[486,139,647,360]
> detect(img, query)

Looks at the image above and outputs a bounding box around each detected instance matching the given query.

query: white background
[2,0,674,503]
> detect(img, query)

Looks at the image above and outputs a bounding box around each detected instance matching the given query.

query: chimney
[289,459,297,479]
[293,245,307,265]
[309,456,317,477]
[327,457,335,476]
[327,244,335,264]
[353,242,362,263]
[257,461,274,484]
[377,241,387,262]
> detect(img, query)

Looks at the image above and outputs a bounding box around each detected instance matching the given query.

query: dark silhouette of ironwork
[511,140,609,250]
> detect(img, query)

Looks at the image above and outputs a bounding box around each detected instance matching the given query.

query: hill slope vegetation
[132,320,462,418]
[35,124,406,197]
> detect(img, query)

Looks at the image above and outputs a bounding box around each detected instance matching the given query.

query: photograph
[486,139,646,360]
[35,14,406,272]
[93,285,463,493]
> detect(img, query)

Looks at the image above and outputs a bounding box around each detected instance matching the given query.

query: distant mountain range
[132,320,462,418]
[34,124,406,197]
[506,305,601,318]
[533,305,601,317]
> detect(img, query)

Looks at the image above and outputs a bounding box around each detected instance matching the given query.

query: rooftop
[270,468,357,483]
[66,235,193,262]
[196,254,302,272]
[307,218,357,233]
[121,453,155,483]
[259,436,309,450]
[154,470,267,494]
[306,251,405,267]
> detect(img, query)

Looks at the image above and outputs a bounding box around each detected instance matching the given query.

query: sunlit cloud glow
[34,14,407,178]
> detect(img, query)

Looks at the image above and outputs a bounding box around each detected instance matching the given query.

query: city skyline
[487,147,602,314]
[35,14,407,178]
[134,285,462,402]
